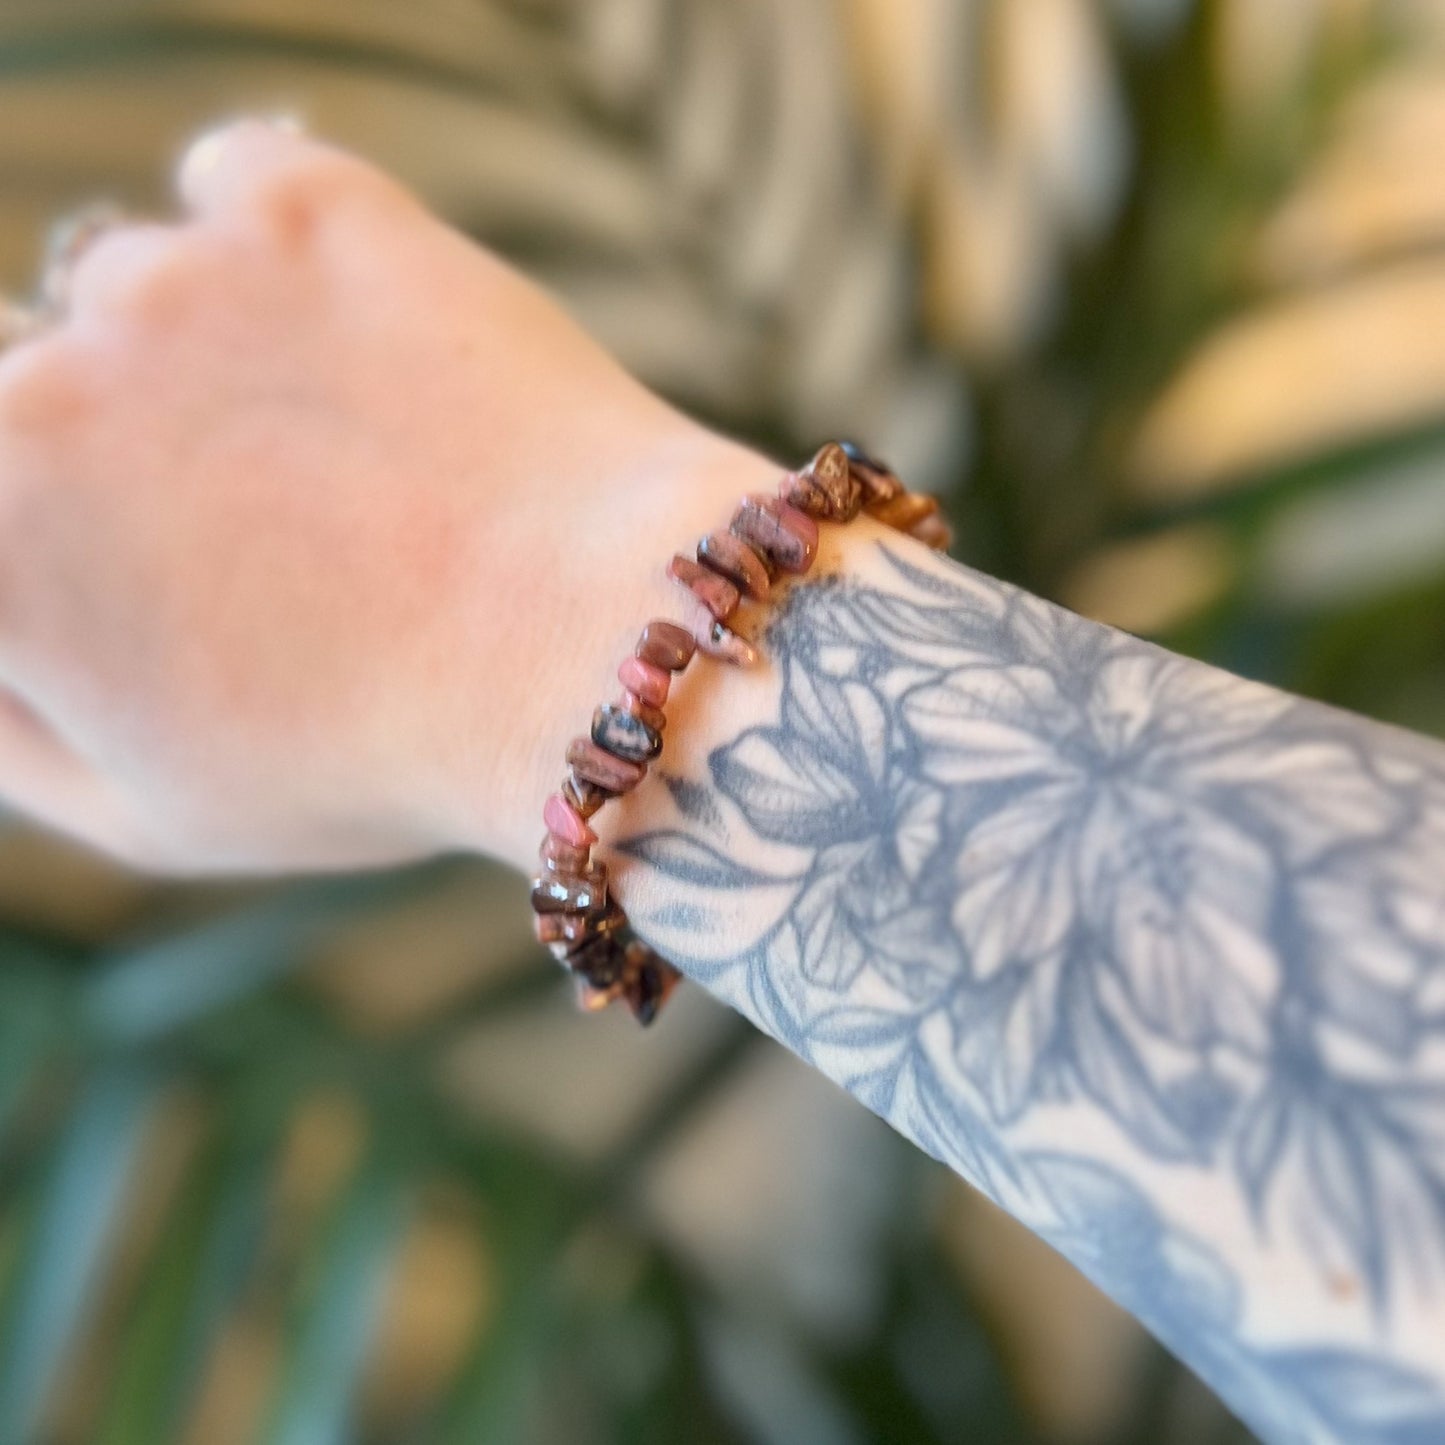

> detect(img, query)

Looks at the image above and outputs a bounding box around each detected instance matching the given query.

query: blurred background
[1,0,1443,1441]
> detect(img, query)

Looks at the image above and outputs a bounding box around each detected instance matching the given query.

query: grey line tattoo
[619,543,1445,1445]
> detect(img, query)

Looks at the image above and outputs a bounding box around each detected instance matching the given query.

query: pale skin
[5,121,1445,1443]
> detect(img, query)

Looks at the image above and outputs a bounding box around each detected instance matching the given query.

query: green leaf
[259,1153,412,1445]
[81,866,453,1045]
[92,1120,277,1445]
[0,1070,158,1445]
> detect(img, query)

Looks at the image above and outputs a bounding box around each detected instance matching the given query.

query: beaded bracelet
[531,441,951,1024]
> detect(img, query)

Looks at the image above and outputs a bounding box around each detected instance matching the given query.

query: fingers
[61,221,189,327]
[175,116,409,239]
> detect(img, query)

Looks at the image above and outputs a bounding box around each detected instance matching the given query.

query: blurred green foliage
[0,1,1441,1441]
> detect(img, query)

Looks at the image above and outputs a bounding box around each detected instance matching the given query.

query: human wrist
[436,421,780,872]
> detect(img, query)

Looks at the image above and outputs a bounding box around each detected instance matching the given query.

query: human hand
[0,119,773,874]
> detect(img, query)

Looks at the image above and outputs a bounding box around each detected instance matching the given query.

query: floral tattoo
[621,544,1445,1445]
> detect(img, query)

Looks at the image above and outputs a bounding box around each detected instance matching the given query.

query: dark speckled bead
[698,530,770,599]
[636,620,695,671]
[570,932,626,988]
[562,773,609,819]
[695,618,759,666]
[621,943,681,1026]
[592,702,662,762]
[779,469,829,518]
[729,494,818,574]
[566,737,645,793]
[840,440,903,505]
[535,895,625,950]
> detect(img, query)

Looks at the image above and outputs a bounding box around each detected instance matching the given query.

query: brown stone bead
[729,494,818,574]
[870,491,939,531]
[621,942,681,1026]
[911,512,953,550]
[667,554,740,620]
[779,469,829,518]
[536,895,626,951]
[540,832,590,873]
[566,737,646,793]
[636,619,696,671]
[569,932,627,989]
[534,912,571,946]
[841,440,903,505]
[531,870,605,915]
[695,618,759,667]
[577,977,625,1012]
[562,772,609,820]
[592,702,662,763]
[621,693,667,734]
[805,442,862,520]
[576,896,627,942]
[697,530,770,600]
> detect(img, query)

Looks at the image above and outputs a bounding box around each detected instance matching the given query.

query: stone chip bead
[621,943,681,1026]
[636,619,696,671]
[530,870,604,915]
[729,494,818,574]
[870,491,941,532]
[806,442,862,521]
[570,933,626,989]
[779,469,829,518]
[592,702,663,763]
[566,737,646,794]
[561,773,609,820]
[697,530,770,600]
[840,440,903,505]
[540,832,590,873]
[618,654,670,708]
[535,897,621,949]
[695,618,759,667]
[621,693,667,734]
[542,791,596,849]
[536,895,625,951]
[667,554,741,621]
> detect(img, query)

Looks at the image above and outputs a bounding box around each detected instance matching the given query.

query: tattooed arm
[1,120,1436,1443]
[611,518,1445,1445]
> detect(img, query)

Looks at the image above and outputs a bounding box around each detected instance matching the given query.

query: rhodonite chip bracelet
[530,441,951,1024]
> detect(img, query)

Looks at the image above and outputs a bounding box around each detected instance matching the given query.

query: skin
[5,121,1445,1442]
[0,118,772,874]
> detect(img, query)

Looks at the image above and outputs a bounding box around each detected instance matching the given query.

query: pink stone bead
[730,494,818,574]
[668,554,741,620]
[618,654,670,707]
[543,791,597,849]
[693,617,759,667]
[697,530,770,600]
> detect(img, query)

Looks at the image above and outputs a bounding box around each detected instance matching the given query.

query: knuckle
[0,333,97,436]
[249,152,413,242]
[67,224,198,326]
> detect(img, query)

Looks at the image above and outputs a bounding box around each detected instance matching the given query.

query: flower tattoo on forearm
[621,543,1445,1445]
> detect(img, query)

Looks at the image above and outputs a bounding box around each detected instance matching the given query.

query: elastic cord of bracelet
[530,441,951,1025]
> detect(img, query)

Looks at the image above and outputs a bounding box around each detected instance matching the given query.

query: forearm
[605,518,1445,1445]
